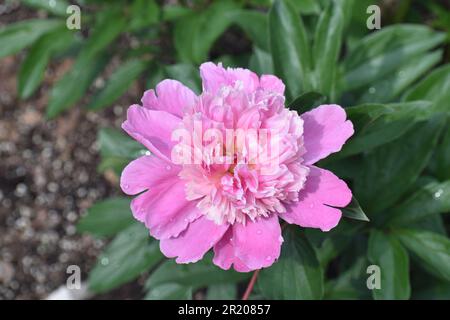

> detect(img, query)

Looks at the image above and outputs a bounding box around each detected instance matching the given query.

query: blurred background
[0,0,449,300]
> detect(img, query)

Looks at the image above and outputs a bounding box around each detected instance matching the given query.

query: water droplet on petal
[123,184,129,190]
[309,203,314,208]
[265,255,272,261]
[256,229,262,235]
[166,165,171,171]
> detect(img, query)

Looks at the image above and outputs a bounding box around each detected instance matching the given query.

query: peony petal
[233,215,283,270]
[120,155,181,195]
[130,178,202,240]
[212,228,251,272]
[301,104,354,165]
[200,62,259,95]
[122,105,181,161]
[280,166,352,232]
[160,216,229,263]
[141,79,197,118]
[260,75,285,94]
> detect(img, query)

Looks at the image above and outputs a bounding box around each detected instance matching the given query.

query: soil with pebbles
[0,3,146,297]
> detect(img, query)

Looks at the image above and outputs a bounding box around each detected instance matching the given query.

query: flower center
[178,85,309,225]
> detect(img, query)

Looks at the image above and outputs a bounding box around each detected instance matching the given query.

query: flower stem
[242,269,260,300]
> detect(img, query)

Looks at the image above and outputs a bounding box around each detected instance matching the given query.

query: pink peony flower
[120,62,354,272]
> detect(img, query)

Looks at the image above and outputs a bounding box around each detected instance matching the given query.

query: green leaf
[368,230,410,300]
[146,255,249,291]
[324,255,370,299]
[129,0,160,31]
[413,282,450,300]
[411,215,447,236]
[357,50,442,104]
[18,28,74,99]
[287,91,326,113]
[77,197,135,238]
[164,63,201,94]
[355,117,446,215]
[249,47,273,75]
[46,54,108,118]
[98,128,144,159]
[0,19,63,58]
[174,0,241,63]
[337,101,440,159]
[436,124,450,181]
[88,59,148,110]
[21,0,69,16]
[46,8,127,117]
[88,223,163,294]
[402,64,450,112]
[229,10,268,51]
[162,4,193,21]
[290,0,321,14]
[98,128,144,174]
[206,284,237,300]
[307,220,362,268]
[340,197,369,222]
[312,2,343,99]
[395,229,450,282]
[80,8,127,61]
[269,0,312,100]
[258,227,323,299]
[389,180,450,226]
[343,25,446,91]
[145,284,192,300]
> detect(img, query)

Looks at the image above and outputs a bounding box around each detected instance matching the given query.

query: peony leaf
[258,227,323,299]
[287,91,326,113]
[395,229,450,282]
[388,180,450,226]
[88,59,148,111]
[77,197,135,238]
[355,116,446,215]
[342,25,445,91]
[368,230,411,300]
[269,0,312,100]
[18,28,75,99]
[0,19,63,58]
[88,223,163,294]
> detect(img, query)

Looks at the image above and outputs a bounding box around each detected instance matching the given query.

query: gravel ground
[0,2,145,297]
[0,52,129,299]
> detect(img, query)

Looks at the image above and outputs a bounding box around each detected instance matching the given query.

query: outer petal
[200,62,259,94]
[141,79,197,118]
[280,166,352,232]
[260,75,285,94]
[301,104,354,165]
[160,216,229,263]
[120,155,181,195]
[232,215,283,270]
[122,105,181,161]
[130,178,202,240]
[212,228,251,272]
